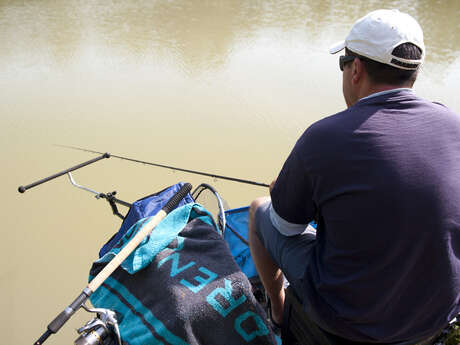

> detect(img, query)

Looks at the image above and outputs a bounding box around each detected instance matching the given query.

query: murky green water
[1,1,459,343]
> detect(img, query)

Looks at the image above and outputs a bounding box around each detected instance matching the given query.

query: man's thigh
[255,200,316,290]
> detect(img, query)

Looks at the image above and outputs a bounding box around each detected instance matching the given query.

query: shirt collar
[359,88,414,102]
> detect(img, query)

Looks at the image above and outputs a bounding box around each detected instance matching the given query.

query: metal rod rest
[67,172,101,196]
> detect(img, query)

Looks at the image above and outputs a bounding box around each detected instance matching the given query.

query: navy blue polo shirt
[270,90,460,342]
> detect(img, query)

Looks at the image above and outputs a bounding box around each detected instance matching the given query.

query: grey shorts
[255,200,317,298]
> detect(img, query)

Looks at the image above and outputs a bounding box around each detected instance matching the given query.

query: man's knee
[248,196,271,249]
[249,197,270,229]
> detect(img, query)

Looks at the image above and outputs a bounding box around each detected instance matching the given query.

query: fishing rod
[55,144,270,188]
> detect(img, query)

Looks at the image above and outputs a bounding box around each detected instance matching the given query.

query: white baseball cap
[329,9,425,70]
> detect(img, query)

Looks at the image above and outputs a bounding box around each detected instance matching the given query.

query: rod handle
[33,330,52,345]
[33,289,91,345]
[162,182,193,213]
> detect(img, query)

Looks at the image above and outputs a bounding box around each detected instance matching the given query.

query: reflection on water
[1,1,459,344]
[1,0,459,72]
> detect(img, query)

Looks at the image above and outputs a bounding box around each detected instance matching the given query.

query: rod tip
[18,186,26,193]
[104,152,111,158]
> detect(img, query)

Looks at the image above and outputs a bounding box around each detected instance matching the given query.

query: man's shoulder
[299,109,352,144]
[289,110,352,162]
[427,100,459,117]
[372,89,457,117]
[400,93,460,125]
[310,110,349,129]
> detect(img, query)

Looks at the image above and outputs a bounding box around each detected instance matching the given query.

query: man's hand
[269,179,277,194]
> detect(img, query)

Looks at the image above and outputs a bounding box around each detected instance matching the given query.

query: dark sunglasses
[339,55,356,71]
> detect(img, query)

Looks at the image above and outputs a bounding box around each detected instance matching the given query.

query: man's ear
[351,58,365,85]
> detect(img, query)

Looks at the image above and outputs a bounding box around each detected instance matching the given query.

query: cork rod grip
[88,209,166,291]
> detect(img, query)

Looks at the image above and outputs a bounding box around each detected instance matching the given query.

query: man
[249,9,460,344]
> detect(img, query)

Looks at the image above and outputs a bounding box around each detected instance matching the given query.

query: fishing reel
[74,304,122,345]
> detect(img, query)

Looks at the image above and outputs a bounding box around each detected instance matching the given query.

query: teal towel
[89,203,277,345]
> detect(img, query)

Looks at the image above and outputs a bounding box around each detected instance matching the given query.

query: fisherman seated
[248,9,460,345]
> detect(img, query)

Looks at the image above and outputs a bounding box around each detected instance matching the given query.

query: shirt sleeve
[269,203,307,236]
[269,136,317,234]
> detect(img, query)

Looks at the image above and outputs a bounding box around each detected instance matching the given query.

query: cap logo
[390,56,422,70]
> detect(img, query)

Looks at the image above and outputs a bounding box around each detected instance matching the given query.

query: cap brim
[329,40,345,54]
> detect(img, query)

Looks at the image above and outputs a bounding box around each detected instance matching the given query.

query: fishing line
[54,144,270,188]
